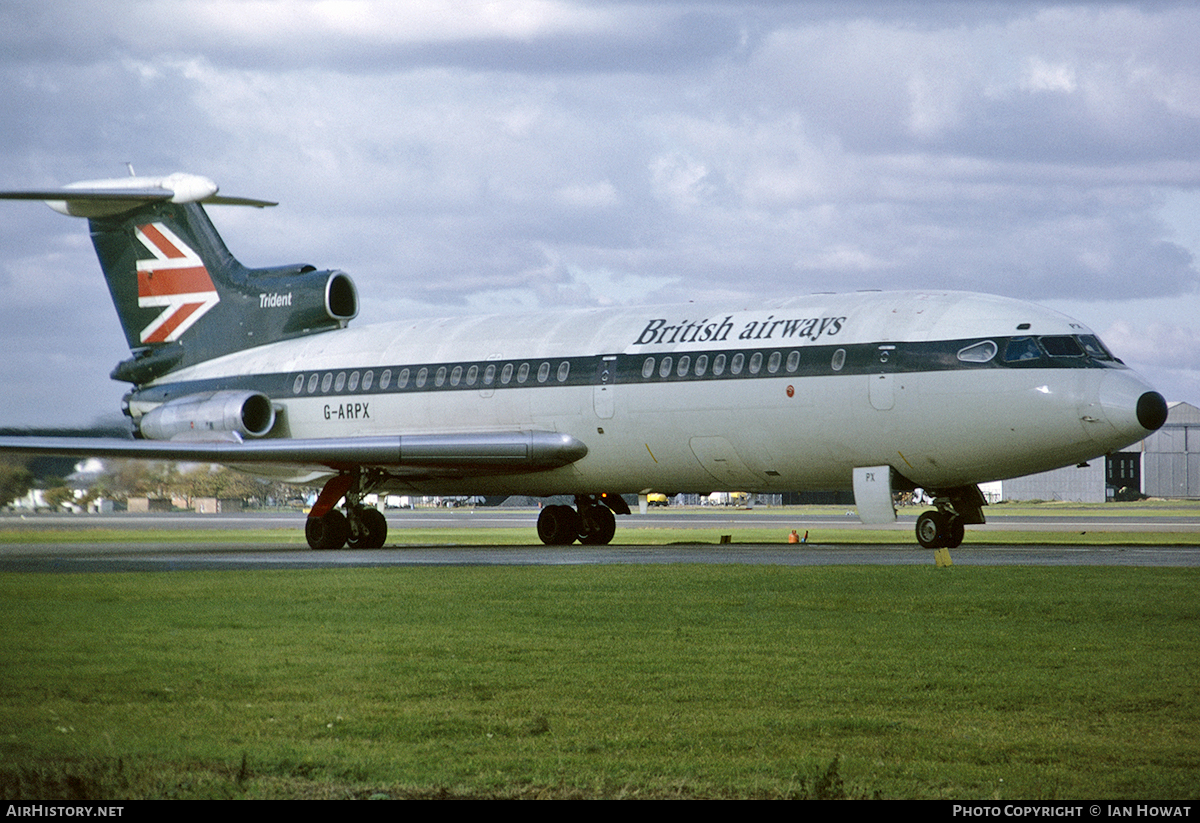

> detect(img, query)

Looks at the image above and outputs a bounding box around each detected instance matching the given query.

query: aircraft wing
[0,431,587,478]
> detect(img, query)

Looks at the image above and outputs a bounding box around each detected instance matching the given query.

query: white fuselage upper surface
[131,290,1159,495]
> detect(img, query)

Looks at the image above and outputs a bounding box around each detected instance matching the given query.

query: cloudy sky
[1,0,1198,427]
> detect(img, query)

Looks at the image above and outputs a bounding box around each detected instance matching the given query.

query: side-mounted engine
[137,390,277,441]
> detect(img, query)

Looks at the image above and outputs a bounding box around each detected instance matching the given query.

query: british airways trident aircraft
[0,172,1168,550]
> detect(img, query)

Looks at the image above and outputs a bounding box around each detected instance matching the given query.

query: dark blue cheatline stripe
[126,335,1123,407]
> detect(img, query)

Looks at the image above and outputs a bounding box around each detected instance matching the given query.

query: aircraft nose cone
[1088,372,1166,452]
[1137,390,1168,432]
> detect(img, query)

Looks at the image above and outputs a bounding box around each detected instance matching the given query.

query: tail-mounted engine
[138,390,276,441]
[252,265,358,334]
[0,172,360,385]
[110,266,359,385]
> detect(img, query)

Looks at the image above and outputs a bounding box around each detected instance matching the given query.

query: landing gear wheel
[306,509,349,550]
[915,510,948,549]
[946,518,965,549]
[347,507,388,549]
[579,504,616,545]
[537,504,580,545]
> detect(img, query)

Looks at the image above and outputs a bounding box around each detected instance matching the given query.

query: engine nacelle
[139,391,276,441]
[249,267,358,334]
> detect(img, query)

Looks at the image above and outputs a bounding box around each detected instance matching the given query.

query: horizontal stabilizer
[0,188,173,202]
[0,172,275,217]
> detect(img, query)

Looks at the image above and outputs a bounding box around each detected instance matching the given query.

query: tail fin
[1,172,358,384]
[92,201,237,356]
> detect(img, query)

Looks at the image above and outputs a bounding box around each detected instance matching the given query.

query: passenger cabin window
[831,349,846,371]
[642,357,655,379]
[957,340,998,363]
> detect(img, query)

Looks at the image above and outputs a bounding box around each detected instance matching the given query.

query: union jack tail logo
[134,222,221,343]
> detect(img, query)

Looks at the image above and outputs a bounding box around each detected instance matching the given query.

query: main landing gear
[537,494,629,545]
[306,470,389,550]
[913,485,988,549]
[306,504,388,550]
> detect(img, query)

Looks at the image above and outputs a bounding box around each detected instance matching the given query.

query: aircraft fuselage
[124,289,1157,497]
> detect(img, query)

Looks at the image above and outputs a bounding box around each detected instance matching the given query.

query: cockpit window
[1077,334,1114,360]
[957,340,997,363]
[1003,337,1042,363]
[1039,335,1084,357]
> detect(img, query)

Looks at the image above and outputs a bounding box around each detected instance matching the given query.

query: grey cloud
[2,1,1200,422]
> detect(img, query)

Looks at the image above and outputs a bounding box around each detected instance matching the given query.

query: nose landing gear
[914,485,986,549]
[915,509,965,549]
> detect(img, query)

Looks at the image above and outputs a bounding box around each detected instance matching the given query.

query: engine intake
[250,267,358,334]
[139,391,276,441]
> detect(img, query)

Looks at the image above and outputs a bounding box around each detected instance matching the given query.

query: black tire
[347,507,388,549]
[915,510,947,549]
[306,509,349,550]
[579,504,616,545]
[946,517,965,548]
[537,504,580,545]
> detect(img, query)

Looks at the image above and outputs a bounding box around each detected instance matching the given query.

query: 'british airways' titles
[634,314,846,346]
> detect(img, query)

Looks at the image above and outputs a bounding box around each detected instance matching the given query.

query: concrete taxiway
[3,543,1198,574]
[1,509,1197,572]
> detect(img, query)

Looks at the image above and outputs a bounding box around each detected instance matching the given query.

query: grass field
[1,562,1197,799]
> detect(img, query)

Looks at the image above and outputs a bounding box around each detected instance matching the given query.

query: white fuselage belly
[134,291,1156,495]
